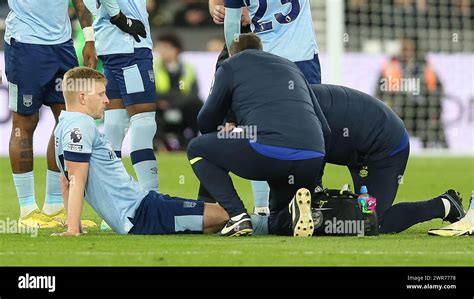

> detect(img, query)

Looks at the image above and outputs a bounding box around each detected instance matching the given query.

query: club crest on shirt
[70,128,83,143]
[23,95,33,107]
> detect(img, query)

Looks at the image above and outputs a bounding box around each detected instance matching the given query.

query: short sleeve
[62,118,95,163]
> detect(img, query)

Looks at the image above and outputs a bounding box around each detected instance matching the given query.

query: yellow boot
[19,209,63,229]
[48,209,98,228]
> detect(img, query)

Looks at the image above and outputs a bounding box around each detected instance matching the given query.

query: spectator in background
[451,0,474,31]
[146,0,177,28]
[392,0,428,35]
[174,0,215,27]
[154,33,202,151]
[376,37,447,148]
[146,0,162,27]
[0,0,9,17]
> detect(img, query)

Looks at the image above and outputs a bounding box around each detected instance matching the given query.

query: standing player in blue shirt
[82,0,159,193]
[223,0,320,83]
[53,67,229,236]
[5,0,98,228]
[223,0,322,214]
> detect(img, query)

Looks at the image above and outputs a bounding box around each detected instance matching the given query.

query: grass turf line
[0,154,473,266]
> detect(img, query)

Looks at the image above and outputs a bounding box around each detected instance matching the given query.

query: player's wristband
[83,26,95,42]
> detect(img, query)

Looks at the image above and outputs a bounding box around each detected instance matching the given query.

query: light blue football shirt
[83,0,152,55]
[4,0,71,45]
[55,111,147,234]
[225,0,319,62]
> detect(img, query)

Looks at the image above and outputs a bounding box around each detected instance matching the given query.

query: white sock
[464,195,474,224]
[464,209,474,224]
[441,198,450,219]
[13,172,39,218]
[104,109,130,159]
[130,112,159,192]
[250,214,269,235]
[43,170,64,215]
[251,181,270,208]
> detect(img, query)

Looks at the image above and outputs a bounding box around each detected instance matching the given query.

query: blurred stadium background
[0,0,472,156]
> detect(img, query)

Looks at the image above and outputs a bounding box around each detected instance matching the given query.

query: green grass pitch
[0,154,473,266]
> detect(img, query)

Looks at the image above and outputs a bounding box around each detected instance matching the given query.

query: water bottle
[358,186,379,236]
[358,186,369,214]
[366,195,377,213]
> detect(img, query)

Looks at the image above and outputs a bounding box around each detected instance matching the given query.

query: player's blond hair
[62,67,106,103]
[229,33,263,56]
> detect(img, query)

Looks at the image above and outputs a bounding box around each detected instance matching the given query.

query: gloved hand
[110,11,147,42]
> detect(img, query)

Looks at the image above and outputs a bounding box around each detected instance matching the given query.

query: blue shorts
[4,38,78,115]
[100,48,156,107]
[128,191,205,235]
[295,54,322,84]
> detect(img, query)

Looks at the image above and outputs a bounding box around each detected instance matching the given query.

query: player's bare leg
[10,111,40,223]
[126,102,156,117]
[203,203,229,234]
[46,104,64,172]
[10,111,60,228]
[10,112,38,176]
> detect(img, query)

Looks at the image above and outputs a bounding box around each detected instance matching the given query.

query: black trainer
[289,188,314,237]
[441,189,466,223]
[219,213,253,237]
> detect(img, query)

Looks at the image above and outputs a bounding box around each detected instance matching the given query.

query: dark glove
[110,11,147,42]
